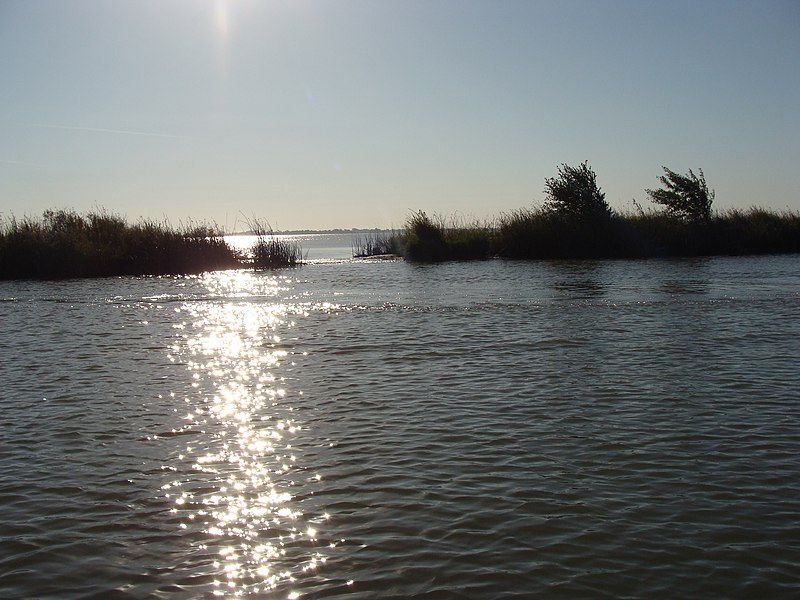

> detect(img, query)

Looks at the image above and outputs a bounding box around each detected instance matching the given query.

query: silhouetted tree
[646,166,714,221]
[544,161,610,221]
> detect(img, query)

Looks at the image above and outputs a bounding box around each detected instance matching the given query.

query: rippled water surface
[1,251,799,599]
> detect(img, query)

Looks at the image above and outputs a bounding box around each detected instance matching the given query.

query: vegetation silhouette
[403,211,491,262]
[247,218,303,269]
[0,209,241,279]
[0,210,304,279]
[352,230,402,258]
[393,163,800,262]
[646,167,714,222]
[544,161,611,221]
[3,159,798,278]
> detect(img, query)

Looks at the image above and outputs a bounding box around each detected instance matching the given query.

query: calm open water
[1,240,799,598]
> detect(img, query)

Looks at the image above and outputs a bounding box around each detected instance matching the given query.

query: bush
[544,161,610,221]
[646,166,714,222]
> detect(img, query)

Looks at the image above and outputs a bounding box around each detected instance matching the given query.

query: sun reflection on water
[162,271,335,597]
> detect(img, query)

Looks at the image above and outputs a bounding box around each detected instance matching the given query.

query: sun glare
[215,0,231,40]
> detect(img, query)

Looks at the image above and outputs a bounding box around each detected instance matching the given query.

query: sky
[1,0,799,230]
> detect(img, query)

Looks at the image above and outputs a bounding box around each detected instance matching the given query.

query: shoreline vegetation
[2,164,799,279]
[0,210,302,279]
[352,231,403,258]
[356,164,800,262]
[355,205,800,262]
[248,219,303,269]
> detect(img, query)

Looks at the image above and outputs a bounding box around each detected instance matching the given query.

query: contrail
[24,122,185,139]
[0,158,44,168]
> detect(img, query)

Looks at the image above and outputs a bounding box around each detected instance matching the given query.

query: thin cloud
[23,122,186,139]
[0,158,44,168]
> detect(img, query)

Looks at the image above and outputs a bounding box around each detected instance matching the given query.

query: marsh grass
[706,208,800,255]
[496,209,603,258]
[5,206,796,277]
[403,211,492,261]
[352,231,403,257]
[0,209,241,279]
[400,207,800,262]
[400,162,800,261]
[248,219,303,269]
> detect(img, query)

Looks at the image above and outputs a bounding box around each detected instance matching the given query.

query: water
[1,246,799,598]
[225,233,361,263]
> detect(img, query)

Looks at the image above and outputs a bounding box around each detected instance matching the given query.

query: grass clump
[403,211,492,261]
[248,220,302,269]
[0,209,241,279]
[352,231,403,257]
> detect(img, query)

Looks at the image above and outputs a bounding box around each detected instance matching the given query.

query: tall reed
[248,219,302,269]
[352,230,403,257]
[0,209,241,279]
[398,207,800,262]
[403,211,492,261]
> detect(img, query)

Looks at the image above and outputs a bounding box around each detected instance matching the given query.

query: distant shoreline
[227,228,393,236]
[2,208,799,279]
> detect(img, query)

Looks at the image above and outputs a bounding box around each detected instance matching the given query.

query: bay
[1,246,799,598]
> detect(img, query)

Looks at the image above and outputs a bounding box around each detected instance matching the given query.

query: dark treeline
[0,210,300,279]
[360,163,800,261]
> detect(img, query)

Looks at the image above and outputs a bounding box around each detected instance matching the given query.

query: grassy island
[386,207,800,262]
[357,164,800,262]
[4,162,798,279]
[0,210,300,279]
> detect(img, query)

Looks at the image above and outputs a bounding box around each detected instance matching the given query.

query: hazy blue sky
[1,0,798,229]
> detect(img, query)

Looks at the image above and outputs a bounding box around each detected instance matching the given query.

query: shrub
[646,166,714,222]
[544,161,610,221]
